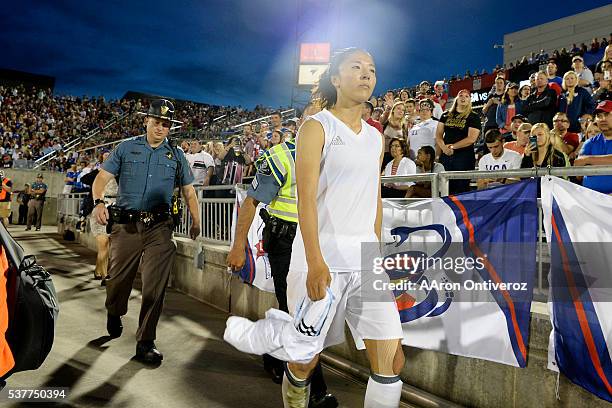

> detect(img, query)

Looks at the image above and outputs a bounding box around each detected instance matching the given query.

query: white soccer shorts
[287,269,404,353]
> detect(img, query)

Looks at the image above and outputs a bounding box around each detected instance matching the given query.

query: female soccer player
[284,47,405,408]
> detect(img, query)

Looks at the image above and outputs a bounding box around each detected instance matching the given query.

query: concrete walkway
[4,226,390,408]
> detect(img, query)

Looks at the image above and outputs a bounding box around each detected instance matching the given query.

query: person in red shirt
[362,101,383,133]
[433,80,448,110]
[551,112,579,157]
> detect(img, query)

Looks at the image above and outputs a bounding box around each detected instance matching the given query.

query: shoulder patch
[257,158,272,176]
[166,151,174,160]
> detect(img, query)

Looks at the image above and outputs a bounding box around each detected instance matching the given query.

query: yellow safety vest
[264,140,297,223]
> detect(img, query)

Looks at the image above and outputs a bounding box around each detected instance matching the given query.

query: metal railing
[57,166,612,300]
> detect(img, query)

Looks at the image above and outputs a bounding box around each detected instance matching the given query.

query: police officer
[26,173,47,231]
[226,134,337,408]
[92,99,201,364]
[0,170,13,227]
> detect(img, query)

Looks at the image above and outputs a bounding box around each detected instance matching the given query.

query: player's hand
[306,260,331,301]
[93,204,108,225]
[190,222,201,240]
[226,245,246,271]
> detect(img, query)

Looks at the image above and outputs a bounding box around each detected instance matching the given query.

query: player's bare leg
[283,356,319,408]
[363,339,405,408]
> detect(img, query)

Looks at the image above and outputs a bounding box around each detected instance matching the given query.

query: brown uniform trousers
[27,199,44,229]
[105,218,176,341]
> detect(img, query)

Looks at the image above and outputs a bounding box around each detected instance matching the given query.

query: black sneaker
[35,227,41,231]
[106,314,123,338]
[25,227,31,231]
[309,393,339,408]
[135,341,163,364]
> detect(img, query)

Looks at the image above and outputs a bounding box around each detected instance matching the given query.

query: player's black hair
[312,47,372,109]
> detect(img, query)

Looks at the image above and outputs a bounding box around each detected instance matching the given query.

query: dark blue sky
[1,0,608,108]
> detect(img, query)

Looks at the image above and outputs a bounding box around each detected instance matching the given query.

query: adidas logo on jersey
[330,135,345,146]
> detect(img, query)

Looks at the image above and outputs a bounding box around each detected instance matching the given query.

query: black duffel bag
[0,221,59,385]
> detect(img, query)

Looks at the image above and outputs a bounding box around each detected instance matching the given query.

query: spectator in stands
[537,49,549,64]
[574,100,612,194]
[372,107,383,122]
[505,122,531,155]
[571,55,594,94]
[189,140,215,186]
[1,154,12,168]
[521,123,568,169]
[496,82,522,133]
[578,114,594,141]
[219,135,251,187]
[404,98,418,124]
[546,59,563,87]
[501,114,527,143]
[593,61,612,103]
[436,89,481,194]
[585,122,601,140]
[519,83,531,102]
[477,130,522,189]
[433,81,448,111]
[522,71,558,128]
[381,101,405,165]
[362,101,383,133]
[399,89,410,103]
[595,45,612,74]
[381,138,416,198]
[405,145,444,198]
[406,99,438,159]
[558,71,596,133]
[482,76,506,132]
[180,140,190,153]
[550,112,580,157]
[591,38,601,53]
[63,164,78,194]
[270,111,283,132]
[417,81,432,100]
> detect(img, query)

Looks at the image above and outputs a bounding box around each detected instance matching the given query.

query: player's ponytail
[312,47,368,109]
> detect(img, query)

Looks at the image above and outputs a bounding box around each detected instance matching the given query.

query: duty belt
[109,207,170,227]
[260,208,297,239]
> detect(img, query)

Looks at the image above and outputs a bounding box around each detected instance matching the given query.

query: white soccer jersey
[407,118,438,159]
[290,109,382,273]
[478,149,522,171]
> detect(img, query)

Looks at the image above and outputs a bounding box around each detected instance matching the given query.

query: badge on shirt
[166,152,174,160]
[257,159,272,176]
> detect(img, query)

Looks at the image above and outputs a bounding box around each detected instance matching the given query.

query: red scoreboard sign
[299,43,331,64]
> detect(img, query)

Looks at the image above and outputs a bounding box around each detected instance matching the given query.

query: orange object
[0,246,15,376]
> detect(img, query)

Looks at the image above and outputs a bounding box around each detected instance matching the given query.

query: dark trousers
[18,203,28,225]
[105,219,175,341]
[439,151,475,195]
[27,200,44,229]
[262,222,328,396]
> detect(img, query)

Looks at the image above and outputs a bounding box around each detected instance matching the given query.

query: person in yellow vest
[0,171,12,227]
[226,136,337,408]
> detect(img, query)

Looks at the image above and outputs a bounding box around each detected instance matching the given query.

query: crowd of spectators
[1,36,611,196]
[0,84,288,174]
[357,40,612,196]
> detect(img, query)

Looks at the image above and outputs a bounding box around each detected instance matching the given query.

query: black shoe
[135,341,163,364]
[106,314,123,338]
[35,227,40,231]
[309,393,338,408]
[25,227,31,231]
[263,354,283,384]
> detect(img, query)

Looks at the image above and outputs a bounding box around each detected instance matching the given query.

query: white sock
[282,367,311,408]
[364,374,402,408]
